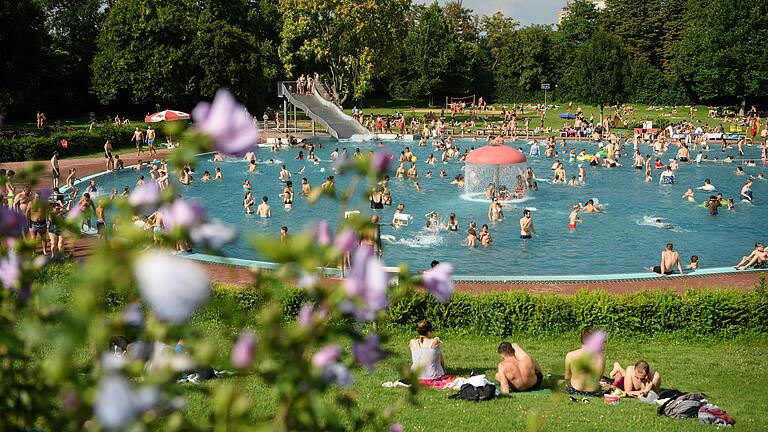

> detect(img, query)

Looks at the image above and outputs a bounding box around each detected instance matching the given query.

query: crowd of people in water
[404,318,661,400]
[2,104,767,274]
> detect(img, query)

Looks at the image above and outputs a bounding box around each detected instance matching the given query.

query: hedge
[258,278,768,338]
[0,125,137,162]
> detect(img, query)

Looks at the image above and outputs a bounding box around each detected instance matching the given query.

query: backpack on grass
[698,404,735,427]
[448,384,496,401]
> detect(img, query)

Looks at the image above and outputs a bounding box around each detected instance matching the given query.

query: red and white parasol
[144,110,191,123]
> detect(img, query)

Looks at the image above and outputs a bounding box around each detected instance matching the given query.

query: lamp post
[541,83,551,108]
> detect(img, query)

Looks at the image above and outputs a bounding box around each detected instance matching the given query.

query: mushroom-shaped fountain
[463,143,529,201]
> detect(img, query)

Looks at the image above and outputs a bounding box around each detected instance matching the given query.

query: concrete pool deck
[3,134,764,295]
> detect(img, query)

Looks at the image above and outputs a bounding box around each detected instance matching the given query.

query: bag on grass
[448,383,496,401]
[698,404,735,426]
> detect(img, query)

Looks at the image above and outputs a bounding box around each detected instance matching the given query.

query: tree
[0,0,47,118]
[38,0,105,116]
[278,0,409,104]
[673,0,768,108]
[557,0,601,45]
[388,2,469,104]
[92,0,277,111]
[443,0,478,43]
[602,0,662,67]
[480,12,519,72]
[659,0,687,76]
[491,25,560,102]
[564,30,630,118]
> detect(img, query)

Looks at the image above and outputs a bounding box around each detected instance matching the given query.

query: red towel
[419,375,459,390]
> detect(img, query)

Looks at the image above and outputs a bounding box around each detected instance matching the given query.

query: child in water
[682,188,695,202]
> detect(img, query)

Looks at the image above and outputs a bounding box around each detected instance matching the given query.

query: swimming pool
[90,138,767,276]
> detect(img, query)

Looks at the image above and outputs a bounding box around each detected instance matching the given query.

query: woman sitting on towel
[409,320,456,389]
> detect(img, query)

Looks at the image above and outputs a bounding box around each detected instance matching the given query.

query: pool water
[92,138,767,276]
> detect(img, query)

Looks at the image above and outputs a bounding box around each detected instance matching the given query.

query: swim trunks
[568,224,577,229]
[96,220,106,234]
[520,234,532,239]
[679,157,689,162]
[566,385,603,397]
[651,266,674,275]
[29,220,48,234]
[105,152,112,159]
[147,138,154,145]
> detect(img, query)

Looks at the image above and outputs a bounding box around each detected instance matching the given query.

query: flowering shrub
[0,89,451,430]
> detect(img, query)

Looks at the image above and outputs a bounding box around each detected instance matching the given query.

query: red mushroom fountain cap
[465,145,527,165]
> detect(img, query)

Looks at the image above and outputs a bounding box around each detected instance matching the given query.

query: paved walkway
[3,136,762,294]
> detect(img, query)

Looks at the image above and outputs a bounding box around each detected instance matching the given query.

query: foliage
[672,0,768,105]
[0,125,135,162]
[92,0,278,111]
[388,2,471,103]
[278,0,409,104]
[0,0,48,117]
[562,30,631,114]
[361,288,768,338]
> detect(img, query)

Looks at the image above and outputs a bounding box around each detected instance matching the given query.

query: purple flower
[324,363,352,388]
[0,208,25,237]
[134,250,210,323]
[297,271,319,288]
[345,247,388,322]
[129,182,161,208]
[231,331,256,368]
[95,375,137,429]
[297,303,327,328]
[584,330,607,354]
[121,302,144,327]
[193,88,260,156]
[160,199,206,230]
[352,334,386,373]
[38,188,52,202]
[334,228,358,254]
[312,344,341,369]
[372,149,393,173]
[66,205,82,220]
[422,263,454,304]
[316,220,333,246]
[189,220,237,249]
[388,424,404,432]
[0,252,20,290]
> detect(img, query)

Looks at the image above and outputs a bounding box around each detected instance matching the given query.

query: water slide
[278,78,371,140]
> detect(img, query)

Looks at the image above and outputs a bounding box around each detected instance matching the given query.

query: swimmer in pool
[568,205,582,230]
[395,163,405,178]
[214,167,223,180]
[686,255,699,270]
[741,179,753,202]
[257,196,271,217]
[697,178,716,191]
[682,188,696,202]
[653,219,674,230]
[479,224,492,247]
[578,165,586,184]
[519,210,534,239]
[279,165,291,182]
[213,152,224,162]
[568,176,579,186]
[243,179,251,190]
[488,198,504,222]
[465,226,478,247]
[243,191,255,214]
[581,199,602,213]
[201,171,211,181]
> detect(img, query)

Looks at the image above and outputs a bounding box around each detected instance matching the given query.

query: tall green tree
[0,0,47,118]
[92,0,277,111]
[39,0,105,116]
[491,25,560,102]
[673,0,768,108]
[660,0,687,76]
[602,0,662,67]
[278,0,409,104]
[564,30,630,118]
[388,2,470,104]
[443,0,478,43]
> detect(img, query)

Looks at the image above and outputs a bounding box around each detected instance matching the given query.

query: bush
[627,117,672,131]
[0,124,136,162]
[370,288,767,338]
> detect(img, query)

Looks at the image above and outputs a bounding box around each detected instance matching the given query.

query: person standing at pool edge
[50,151,60,188]
[520,209,534,239]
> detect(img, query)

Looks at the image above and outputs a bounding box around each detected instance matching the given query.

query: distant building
[557,0,606,25]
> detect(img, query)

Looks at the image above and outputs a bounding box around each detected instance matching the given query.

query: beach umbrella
[144,110,191,123]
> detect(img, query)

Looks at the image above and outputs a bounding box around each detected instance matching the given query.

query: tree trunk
[599,104,604,123]
[738,97,746,116]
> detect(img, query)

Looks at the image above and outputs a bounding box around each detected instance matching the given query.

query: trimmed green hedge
[0,125,136,162]
[261,280,768,338]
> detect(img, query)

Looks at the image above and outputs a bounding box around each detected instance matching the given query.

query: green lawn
[186,306,768,431]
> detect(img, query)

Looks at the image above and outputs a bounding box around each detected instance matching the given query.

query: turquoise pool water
[90,138,767,276]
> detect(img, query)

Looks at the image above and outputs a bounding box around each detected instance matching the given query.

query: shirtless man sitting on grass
[564,326,605,397]
[495,342,543,393]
